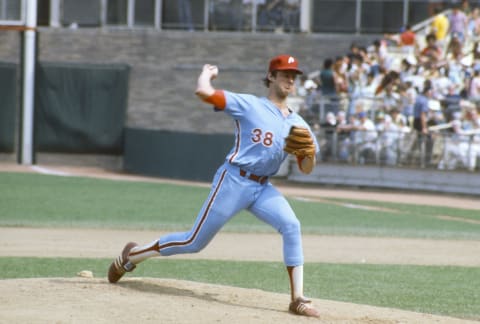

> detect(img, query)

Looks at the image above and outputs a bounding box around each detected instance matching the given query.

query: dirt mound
[0,277,475,324]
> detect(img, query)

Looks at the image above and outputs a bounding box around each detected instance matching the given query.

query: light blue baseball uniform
[156,90,318,266]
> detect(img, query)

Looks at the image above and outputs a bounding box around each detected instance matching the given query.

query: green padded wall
[34,62,130,153]
[124,128,233,182]
[0,62,17,152]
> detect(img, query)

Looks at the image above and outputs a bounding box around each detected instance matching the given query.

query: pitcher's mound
[0,277,474,323]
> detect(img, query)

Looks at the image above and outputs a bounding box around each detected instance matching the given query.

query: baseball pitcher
[108,54,320,317]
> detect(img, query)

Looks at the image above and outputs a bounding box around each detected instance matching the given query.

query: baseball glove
[284,126,316,158]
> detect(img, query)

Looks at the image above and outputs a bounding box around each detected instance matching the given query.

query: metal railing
[316,127,480,171]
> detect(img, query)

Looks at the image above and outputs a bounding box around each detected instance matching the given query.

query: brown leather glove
[283,126,316,158]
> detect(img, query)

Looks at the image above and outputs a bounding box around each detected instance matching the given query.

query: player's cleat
[108,242,138,283]
[289,297,320,318]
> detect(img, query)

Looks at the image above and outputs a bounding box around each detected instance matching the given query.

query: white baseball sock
[287,265,304,301]
[128,239,161,264]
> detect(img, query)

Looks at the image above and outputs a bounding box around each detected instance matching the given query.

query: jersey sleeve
[221,91,257,118]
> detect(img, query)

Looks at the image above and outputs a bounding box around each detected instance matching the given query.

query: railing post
[420,134,426,168]
[332,131,338,161]
[355,0,361,34]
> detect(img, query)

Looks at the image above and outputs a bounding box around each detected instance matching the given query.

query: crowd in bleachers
[291,1,480,171]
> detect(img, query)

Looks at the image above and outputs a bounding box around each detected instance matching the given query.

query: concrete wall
[289,163,480,196]
[33,28,378,134]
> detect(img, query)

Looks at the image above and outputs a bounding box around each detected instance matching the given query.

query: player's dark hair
[263,70,278,87]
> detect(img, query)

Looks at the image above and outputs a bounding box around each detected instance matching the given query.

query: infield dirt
[1,163,479,323]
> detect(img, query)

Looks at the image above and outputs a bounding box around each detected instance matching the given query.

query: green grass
[1,171,480,320]
[1,257,479,320]
[1,172,480,239]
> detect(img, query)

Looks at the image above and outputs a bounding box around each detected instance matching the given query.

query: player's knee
[280,218,301,236]
[184,240,208,254]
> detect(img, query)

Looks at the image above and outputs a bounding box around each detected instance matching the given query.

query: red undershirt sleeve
[202,89,226,110]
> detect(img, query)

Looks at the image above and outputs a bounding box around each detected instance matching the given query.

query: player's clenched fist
[202,64,218,80]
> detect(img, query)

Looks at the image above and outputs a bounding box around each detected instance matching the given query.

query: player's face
[273,70,298,96]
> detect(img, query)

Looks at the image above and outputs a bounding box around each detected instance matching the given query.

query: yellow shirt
[431,14,449,41]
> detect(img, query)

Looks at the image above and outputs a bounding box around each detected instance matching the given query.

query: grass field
[1,172,480,320]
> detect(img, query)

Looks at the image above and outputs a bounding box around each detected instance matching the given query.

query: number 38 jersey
[219,90,319,176]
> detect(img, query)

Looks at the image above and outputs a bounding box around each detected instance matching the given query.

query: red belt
[239,169,268,185]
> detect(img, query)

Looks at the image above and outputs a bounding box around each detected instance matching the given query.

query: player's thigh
[249,184,299,232]
[197,168,253,228]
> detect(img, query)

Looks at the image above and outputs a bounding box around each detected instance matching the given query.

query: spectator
[463,106,480,170]
[399,57,417,82]
[370,39,389,73]
[469,68,480,101]
[333,55,349,95]
[461,0,472,16]
[448,4,469,44]
[419,33,443,68]
[358,70,378,99]
[376,114,400,165]
[467,6,480,39]
[336,110,353,161]
[379,82,401,114]
[351,107,378,164]
[443,84,463,121]
[438,118,472,169]
[412,81,434,166]
[347,42,361,63]
[319,58,337,96]
[399,24,417,54]
[431,6,450,48]
[399,81,417,125]
[319,111,337,161]
[414,81,433,134]
[302,79,320,124]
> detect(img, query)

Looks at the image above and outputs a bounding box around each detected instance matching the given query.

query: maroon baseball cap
[268,54,303,74]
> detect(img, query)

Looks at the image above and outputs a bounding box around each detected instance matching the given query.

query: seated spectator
[333,55,349,95]
[358,70,378,99]
[335,111,353,161]
[468,69,480,101]
[319,112,337,161]
[399,57,417,82]
[437,119,472,170]
[396,82,416,125]
[376,114,400,165]
[302,79,320,124]
[375,70,400,96]
[443,84,463,121]
[351,109,378,164]
[379,82,401,114]
[419,33,443,69]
